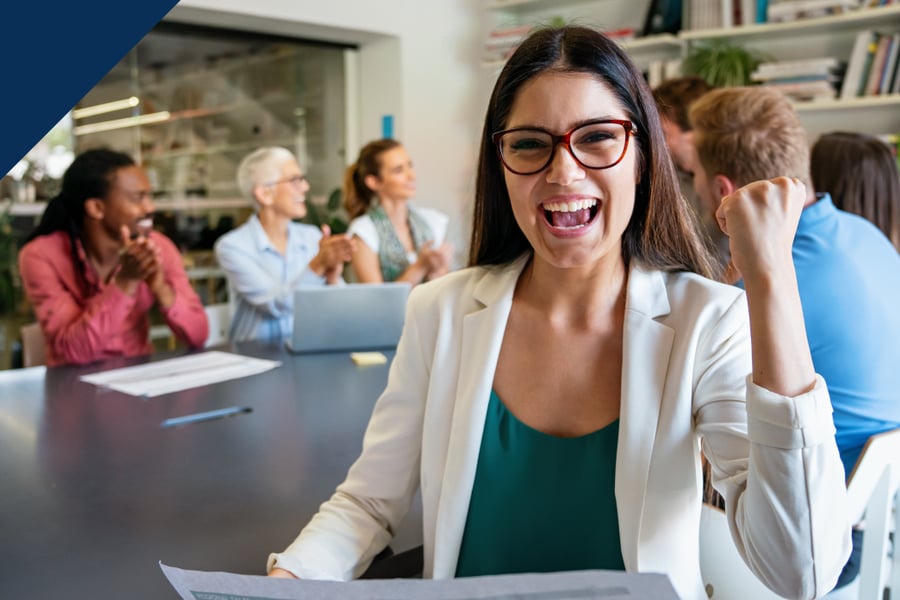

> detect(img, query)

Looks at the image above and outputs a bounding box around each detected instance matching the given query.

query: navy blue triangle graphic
[1,0,179,177]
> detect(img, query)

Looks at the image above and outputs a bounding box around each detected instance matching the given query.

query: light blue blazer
[271,257,850,600]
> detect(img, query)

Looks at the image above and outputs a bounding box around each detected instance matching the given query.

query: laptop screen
[286,282,411,354]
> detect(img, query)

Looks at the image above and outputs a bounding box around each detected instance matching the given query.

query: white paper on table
[160,563,681,599]
[80,351,281,397]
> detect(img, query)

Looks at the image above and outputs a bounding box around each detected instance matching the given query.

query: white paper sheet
[80,351,281,397]
[160,563,681,600]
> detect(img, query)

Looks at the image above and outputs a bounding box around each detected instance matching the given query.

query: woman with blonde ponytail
[344,139,453,284]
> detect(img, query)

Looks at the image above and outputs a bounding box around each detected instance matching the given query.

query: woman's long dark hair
[469,26,718,280]
[25,148,135,283]
[811,132,900,251]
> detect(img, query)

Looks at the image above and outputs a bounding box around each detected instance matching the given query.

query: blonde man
[691,86,900,589]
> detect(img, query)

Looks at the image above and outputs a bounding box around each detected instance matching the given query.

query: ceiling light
[72,111,171,135]
[72,96,141,119]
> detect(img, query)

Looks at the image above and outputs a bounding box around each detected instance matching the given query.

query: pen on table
[161,406,252,428]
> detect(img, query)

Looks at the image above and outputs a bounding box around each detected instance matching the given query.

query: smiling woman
[266,25,851,600]
[342,139,453,285]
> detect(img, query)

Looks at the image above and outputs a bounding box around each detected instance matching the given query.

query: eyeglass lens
[277,175,307,185]
[497,121,631,174]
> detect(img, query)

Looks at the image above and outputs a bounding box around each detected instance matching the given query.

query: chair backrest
[700,429,900,600]
[844,428,900,600]
[699,503,786,599]
[203,303,231,348]
[20,322,46,368]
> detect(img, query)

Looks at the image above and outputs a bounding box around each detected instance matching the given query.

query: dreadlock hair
[25,148,135,286]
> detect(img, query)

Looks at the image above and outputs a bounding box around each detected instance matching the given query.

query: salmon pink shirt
[19,230,208,366]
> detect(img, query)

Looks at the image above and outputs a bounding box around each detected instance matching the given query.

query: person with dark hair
[215,147,355,343]
[691,87,900,589]
[811,131,900,251]
[18,148,208,366]
[267,27,849,599]
[652,76,711,175]
[343,139,453,284]
[651,76,727,269]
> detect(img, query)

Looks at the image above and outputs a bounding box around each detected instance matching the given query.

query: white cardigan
[271,258,850,600]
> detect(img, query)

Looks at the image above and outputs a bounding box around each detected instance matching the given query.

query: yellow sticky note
[350,352,388,366]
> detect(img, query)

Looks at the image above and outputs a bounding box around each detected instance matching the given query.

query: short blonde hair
[236,147,298,202]
[690,86,810,189]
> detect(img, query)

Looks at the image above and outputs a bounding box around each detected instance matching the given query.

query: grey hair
[236,147,299,203]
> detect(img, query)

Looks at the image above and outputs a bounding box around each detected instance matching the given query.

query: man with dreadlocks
[18,148,208,366]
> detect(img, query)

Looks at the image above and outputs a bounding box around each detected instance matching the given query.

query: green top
[455,389,625,577]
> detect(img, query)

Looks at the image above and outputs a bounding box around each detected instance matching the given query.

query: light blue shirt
[214,215,334,344]
[793,194,900,475]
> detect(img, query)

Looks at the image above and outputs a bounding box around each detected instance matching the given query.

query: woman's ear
[83,197,105,220]
[363,174,380,193]
[253,183,273,208]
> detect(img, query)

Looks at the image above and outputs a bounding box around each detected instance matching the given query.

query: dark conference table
[0,342,422,599]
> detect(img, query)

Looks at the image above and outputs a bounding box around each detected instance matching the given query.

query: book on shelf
[646,59,684,88]
[642,0,683,35]
[605,27,637,41]
[864,34,894,95]
[763,79,838,100]
[841,30,879,99]
[754,56,843,100]
[893,46,900,93]
[482,24,531,63]
[740,0,759,25]
[876,33,900,94]
[647,60,666,89]
[857,33,880,96]
[752,57,843,80]
[765,0,856,21]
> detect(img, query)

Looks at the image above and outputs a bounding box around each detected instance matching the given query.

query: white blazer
[271,258,850,600]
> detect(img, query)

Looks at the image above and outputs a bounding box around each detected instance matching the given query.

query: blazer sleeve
[694,294,850,599]
[154,233,208,348]
[268,290,429,580]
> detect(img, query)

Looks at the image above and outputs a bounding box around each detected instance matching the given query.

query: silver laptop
[286,282,411,353]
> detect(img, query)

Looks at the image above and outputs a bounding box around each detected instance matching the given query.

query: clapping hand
[116,225,161,292]
[312,225,356,284]
[418,240,454,280]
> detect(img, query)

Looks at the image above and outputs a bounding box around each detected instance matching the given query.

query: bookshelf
[681,2,900,40]
[480,1,900,138]
[682,4,900,137]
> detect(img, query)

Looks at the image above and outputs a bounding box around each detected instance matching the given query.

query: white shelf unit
[482,0,653,59]
[680,4,900,139]
[680,3,900,41]
[481,2,900,139]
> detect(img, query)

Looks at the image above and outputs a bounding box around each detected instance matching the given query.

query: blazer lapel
[431,259,526,577]
[616,265,674,572]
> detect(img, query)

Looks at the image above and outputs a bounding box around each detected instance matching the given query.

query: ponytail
[343,162,374,220]
[342,138,402,220]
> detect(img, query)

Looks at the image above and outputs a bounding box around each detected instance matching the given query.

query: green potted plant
[683,40,770,88]
[0,206,18,313]
[301,187,350,234]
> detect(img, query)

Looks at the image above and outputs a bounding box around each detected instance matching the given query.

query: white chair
[842,428,900,600]
[20,322,46,368]
[203,303,231,347]
[700,503,786,599]
[700,428,900,600]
